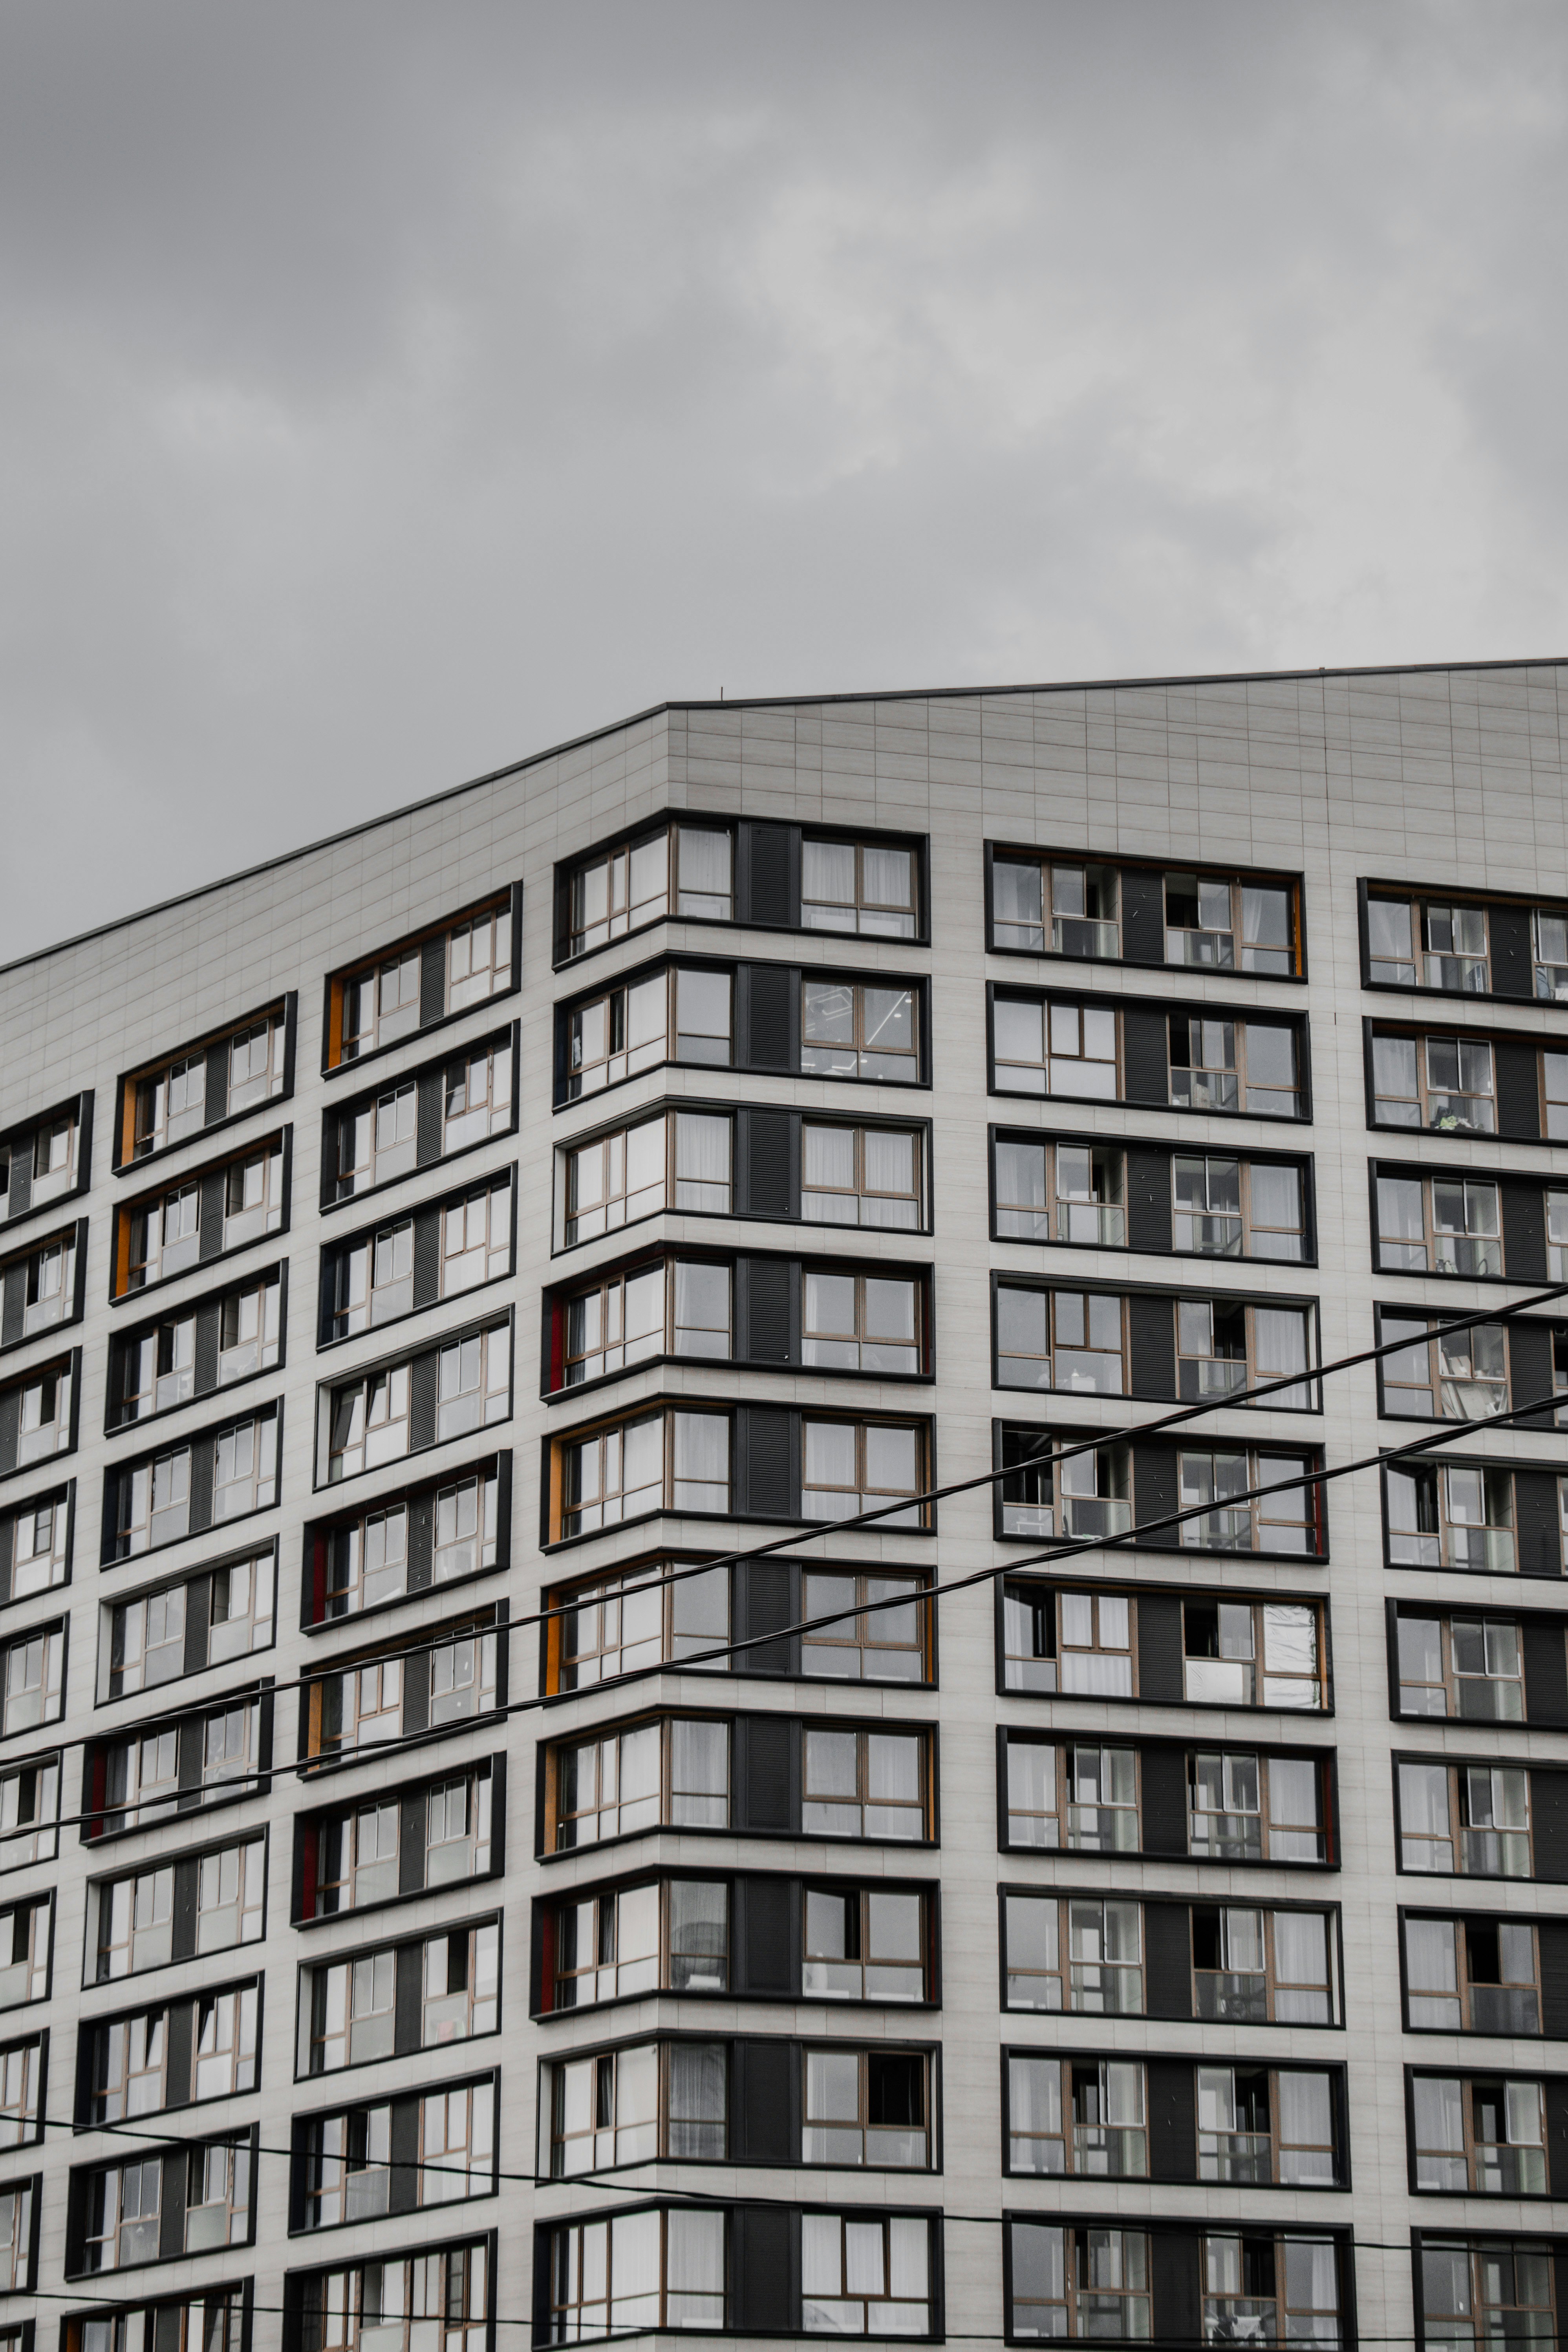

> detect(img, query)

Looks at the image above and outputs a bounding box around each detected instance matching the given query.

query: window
[564,967,730,1099]
[304,1922,498,2074]
[1372,1032,1496,1133]
[997,1430,1131,1543]
[82,2157,162,2271]
[319,1474,498,1621]
[801,2213,931,2336]
[804,2046,930,2167]
[1178,1451,1323,1556]
[324,1321,509,1481]
[548,1879,730,2008]
[996,1287,1125,1392]
[1380,1315,1512,1422]
[1192,1905,1338,2023]
[1189,1752,1326,1862]
[1008,2223,1151,2342]
[566,823,733,956]
[558,1108,731,1246]
[1178,1297,1315,1408]
[121,1143,284,1295]
[1404,1915,1541,2034]
[1376,1173,1504,1276]
[1003,1895,1142,2014]
[993,996,1118,1098]
[802,836,918,937]
[1369,897,1491,992]
[0,2036,40,2145]
[1183,1600,1324,1706]
[91,1695,263,1835]
[802,1726,928,1840]
[295,2242,489,2352]
[0,1104,80,1221]
[4,1358,73,1469]
[90,2009,174,2123]
[1198,2067,1338,2183]
[1007,2054,1147,2176]
[551,1560,729,1688]
[332,896,514,1062]
[2,1490,69,1600]
[304,1623,498,1762]
[302,2081,494,2226]
[0,1759,60,1872]
[335,1080,417,1197]
[802,1268,922,1374]
[801,1418,927,1525]
[801,979,919,1082]
[554,1408,730,1538]
[91,1840,262,1982]
[100,1553,273,1700]
[183,2137,252,2251]
[1006,1742,1138,1852]
[1165,871,1296,974]
[126,1010,286,1161]
[309,1774,493,1915]
[64,2292,244,2352]
[441,1182,510,1296]
[1003,1588,1133,1696]
[992,858,1121,957]
[0,2182,31,2291]
[0,1898,48,2008]
[1420,2239,1554,2352]
[1203,2235,1343,2350]
[1397,1613,1528,1720]
[992,1136,1125,1245]
[802,1121,924,1228]
[112,1272,281,1428]
[545,2040,726,2173]
[551,1718,730,1850]
[441,1045,513,1152]
[329,1221,413,1336]
[1173,1153,1307,1260]
[801,1569,928,1681]
[1414,2075,1548,2194]
[804,1886,928,2001]
[0,1624,63,1736]
[5,1226,77,1337]
[547,2207,725,2339]
[1399,1761,1532,1878]
[1169,1017,1301,1116]
[436,1325,510,1440]
[557,1257,729,1385]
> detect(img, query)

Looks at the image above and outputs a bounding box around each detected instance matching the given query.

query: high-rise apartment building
[2,659,1567,2352]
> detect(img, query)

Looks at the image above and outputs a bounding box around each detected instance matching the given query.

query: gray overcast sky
[2,1,1566,959]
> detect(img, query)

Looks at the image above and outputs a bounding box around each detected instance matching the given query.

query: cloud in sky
[2,0,1566,958]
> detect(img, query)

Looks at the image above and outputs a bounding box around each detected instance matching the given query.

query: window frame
[81,1973,263,2124]
[105,1264,287,1435]
[113,998,296,1176]
[111,1134,291,1304]
[985,843,1307,979]
[999,1733,1336,1867]
[319,1025,519,1216]
[295,2065,501,2231]
[96,1539,278,1702]
[1365,1018,1568,1149]
[294,1758,500,1928]
[987,986,1313,1122]
[301,1456,509,1633]
[554,812,931,966]
[1370,1163,1520,1281]
[1399,1909,1551,2038]
[84,1832,267,1989]
[1373,1308,1552,1428]
[0,1895,53,2012]
[0,1481,75,1614]
[1359,876,1568,1005]
[998,1583,1330,1710]
[0,1092,93,1240]
[0,1218,88,1355]
[0,1349,81,1485]
[990,1277,1322,1413]
[319,1170,516,1349]
[1407,2065,1556,2198]
[321,889,521,1077]
[315,1313,514,1491]
[987,1124,1316,1270]
[297,1915,502,2079]
[283,2233,495,2352]
[1394,1754,1538,1882]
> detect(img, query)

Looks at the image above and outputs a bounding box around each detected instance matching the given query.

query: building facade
[2,659,1567,2352]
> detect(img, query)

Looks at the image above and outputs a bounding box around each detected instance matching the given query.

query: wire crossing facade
[2,660,1568,2352]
